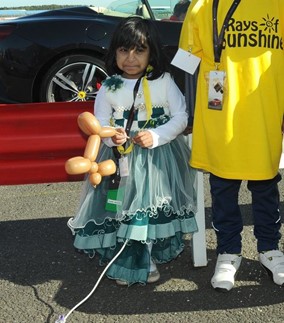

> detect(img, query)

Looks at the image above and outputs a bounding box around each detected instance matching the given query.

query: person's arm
[145,76,188,148]
[94,86,112,126]
[179,0,202,133]
[94,86,117,147]
[179,0,202,57]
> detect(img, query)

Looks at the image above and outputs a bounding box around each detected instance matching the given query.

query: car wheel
[39,55,108,102]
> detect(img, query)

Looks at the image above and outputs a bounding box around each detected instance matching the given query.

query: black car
[0,0,184,104]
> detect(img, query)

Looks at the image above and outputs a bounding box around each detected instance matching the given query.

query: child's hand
[112,128,128,145]
[133,131,153,148]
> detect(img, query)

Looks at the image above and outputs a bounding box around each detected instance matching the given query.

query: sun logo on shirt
[260,14,276,33]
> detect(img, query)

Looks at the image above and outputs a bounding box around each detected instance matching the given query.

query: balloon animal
[65,112,117,186]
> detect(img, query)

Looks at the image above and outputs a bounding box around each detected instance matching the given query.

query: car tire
[39,54,108,102]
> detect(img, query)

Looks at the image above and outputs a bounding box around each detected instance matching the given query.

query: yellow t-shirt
[180,0,284,180]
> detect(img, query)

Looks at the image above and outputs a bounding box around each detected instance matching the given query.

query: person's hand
[133,131,153,148]
[111,128,128,145]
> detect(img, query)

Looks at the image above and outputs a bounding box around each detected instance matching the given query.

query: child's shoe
[116,269,160,286]
[147,269,160,283]
[116,279,128,286]
[211,253,242,292]
[259,250,284,286]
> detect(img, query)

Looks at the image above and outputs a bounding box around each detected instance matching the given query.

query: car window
[104,0,143,18]
[147,0,181,20]
[0,0,185,21]
[103,0,183,21]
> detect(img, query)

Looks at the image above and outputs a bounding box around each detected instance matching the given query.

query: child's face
[116,44,150,79]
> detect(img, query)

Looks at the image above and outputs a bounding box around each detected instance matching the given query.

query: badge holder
[208,70,225,110]
[105,165,124,212]
[105,156,129,212]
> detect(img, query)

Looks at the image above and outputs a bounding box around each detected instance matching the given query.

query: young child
[68,16,198,286]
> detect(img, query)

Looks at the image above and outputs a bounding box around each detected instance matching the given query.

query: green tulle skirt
[68,134,198,285]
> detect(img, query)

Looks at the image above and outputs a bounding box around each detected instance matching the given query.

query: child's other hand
[112,128,128,145]
[133,131,153,148]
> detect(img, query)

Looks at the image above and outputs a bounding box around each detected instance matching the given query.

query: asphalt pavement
[1,171,284,323]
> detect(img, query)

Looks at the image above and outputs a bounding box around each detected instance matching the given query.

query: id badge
[208,70,225,110]
[171,48,201,75]
[119,156,129,177]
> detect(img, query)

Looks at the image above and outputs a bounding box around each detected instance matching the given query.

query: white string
[55,239,130,323]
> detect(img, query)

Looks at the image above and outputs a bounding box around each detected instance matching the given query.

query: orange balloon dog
[65,112,116,187]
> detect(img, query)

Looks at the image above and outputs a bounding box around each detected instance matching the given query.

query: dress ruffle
[68,134,198,284]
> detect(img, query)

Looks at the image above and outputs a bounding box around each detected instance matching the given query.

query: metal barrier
[0,101,93,185]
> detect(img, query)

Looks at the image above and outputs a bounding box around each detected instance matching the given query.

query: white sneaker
[259,250,284,286]
[211,253,242,292]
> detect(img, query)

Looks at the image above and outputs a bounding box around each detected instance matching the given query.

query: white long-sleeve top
[94,72,188,148]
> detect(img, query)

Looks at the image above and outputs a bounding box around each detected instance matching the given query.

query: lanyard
[116,75,152,156]
[124,77,142,136]
[213,0,241,66]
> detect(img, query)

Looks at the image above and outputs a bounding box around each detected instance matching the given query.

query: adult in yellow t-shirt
[180,0,284,292]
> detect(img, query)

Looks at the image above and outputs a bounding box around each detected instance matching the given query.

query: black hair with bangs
[105,16,169,80]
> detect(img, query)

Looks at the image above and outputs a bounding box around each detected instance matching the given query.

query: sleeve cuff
[147,130,159,149]
[102,137,115,147]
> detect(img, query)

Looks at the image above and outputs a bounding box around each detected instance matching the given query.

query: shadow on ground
[1,202,284,321]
